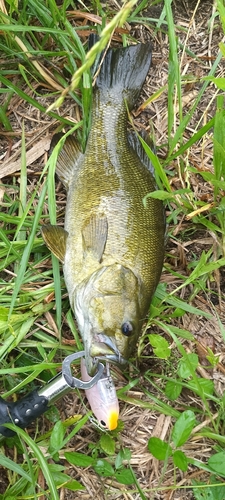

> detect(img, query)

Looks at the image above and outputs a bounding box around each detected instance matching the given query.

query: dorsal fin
[128,130,155,177]
[51,135,83,189]
[82,215,108,263]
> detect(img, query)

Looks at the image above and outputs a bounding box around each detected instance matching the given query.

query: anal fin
[41,225,67,263]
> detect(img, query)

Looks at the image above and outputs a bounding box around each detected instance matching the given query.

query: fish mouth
[90,334,127,366]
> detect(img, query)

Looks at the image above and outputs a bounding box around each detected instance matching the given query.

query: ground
[0,0,225,499]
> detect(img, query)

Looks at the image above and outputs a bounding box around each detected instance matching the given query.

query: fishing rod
[0,351,104,440]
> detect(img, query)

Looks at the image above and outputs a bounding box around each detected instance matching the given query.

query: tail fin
[90,36,152,109]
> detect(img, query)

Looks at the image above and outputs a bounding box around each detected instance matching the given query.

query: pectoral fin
[51,135,83,189]
[82,215,108,263]
[41,224,68,263]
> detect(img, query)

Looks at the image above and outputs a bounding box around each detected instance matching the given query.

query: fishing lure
[81,357,119,431]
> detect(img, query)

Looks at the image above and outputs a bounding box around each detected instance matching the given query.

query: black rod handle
[0,391,49,437]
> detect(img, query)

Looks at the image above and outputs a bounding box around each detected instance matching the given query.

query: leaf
[115,448,131,470]
[48,464,65,472]
[172,410,196,448]
[49,420,65,453]
[203,76,225,90]
[178,353,199,378]
[63,480,85,491]
[93,459,114,477]
[64,452,94,468]
[144,190,173,201]
[171,308,186,318]
[188,378,214,397]
[165,380,182,401]
[0,454,31,482]
[172,450,188,471]
[149,303,166,319]
[164,324,194,340]
[121,447,131,461]
[192,477,225,500]
[219,40,225,57]
[148,437,172,460]
[206,350,220,368]
[52,472,76,486]
[114,468,135,485]
[208,452,225,477]
[153,347,171,359]
[62,414,82,428]
[148,334,167,348]
[155,285,211,318]
[145,188,191,201]
[100,434,116,455]
[148,334,171,359]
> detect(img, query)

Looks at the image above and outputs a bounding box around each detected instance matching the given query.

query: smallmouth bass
[42,39,165,374]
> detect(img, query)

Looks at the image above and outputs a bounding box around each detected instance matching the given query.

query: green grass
[0,0,225,498]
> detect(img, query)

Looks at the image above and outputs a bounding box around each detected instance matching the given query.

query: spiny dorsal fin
[41,225,68,263]
[82,215,108,263]
[51,135,83,189]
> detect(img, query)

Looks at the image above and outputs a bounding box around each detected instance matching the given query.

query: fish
[42,38,166,375]
[80,357,119,430]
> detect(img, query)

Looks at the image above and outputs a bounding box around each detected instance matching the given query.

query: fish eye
[121,321,133,336]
